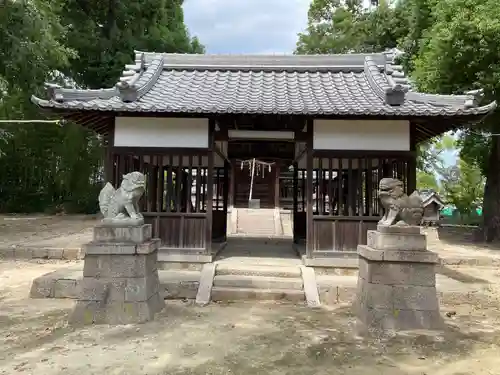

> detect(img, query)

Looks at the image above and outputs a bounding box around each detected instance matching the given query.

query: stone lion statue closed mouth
[378,177,424,227]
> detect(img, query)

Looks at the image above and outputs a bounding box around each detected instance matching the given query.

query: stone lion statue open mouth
[98,171,146,224]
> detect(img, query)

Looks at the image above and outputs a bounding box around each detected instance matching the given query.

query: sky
[182,0,311,54]
[182,0,457,168]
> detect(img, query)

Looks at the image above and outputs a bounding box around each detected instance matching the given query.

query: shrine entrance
[227,140,295,209]
[233,158,277,208]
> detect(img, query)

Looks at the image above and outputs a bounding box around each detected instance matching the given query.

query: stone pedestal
[355,225,443,334]
[69,223,165,325]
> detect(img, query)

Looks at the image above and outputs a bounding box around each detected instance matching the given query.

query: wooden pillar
[407,155,417,193]
[274,164,281,209]
[306,119,314,258]
[292,161,298,243]
[104,119,115,185]
[104,145,113,184]
[229,162,235,209]
[205,119,215,254]
[408,122,418,193]
[223,160,230,240]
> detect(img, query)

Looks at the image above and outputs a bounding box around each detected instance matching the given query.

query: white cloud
[183,0,311,54]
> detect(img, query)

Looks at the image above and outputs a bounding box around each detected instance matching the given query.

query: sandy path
[0,215,96,248]
[1,260,500,375]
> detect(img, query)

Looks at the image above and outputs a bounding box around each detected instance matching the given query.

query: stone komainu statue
[98,171,146,223]
[378,178,424,226]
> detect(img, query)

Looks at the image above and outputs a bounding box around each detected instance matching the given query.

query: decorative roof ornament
[464,89,485,108]
[115,52,165,102]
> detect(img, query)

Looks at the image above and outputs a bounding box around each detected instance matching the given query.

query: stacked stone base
[69,223,165,325]
[355,225,443,334]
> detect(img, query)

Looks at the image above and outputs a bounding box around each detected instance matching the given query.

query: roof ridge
[116,52,164,102]
[364,56,407,106]
[135,49,388,72]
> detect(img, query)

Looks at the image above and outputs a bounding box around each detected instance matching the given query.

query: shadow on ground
[438,265,491,284]
[437,226,500,250]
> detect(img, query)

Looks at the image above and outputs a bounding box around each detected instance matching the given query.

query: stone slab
[357,279,439,311]
[93,224,152,243]
[195,263,216,306]
[0,246,84,260]
[213,274,303,290]
[376,225,421,234]
[83,253,157,278]
[69,294,164,325]
[30,272,58,298]
[356,307,444,334]
[101,217,144,227]
[300,266,321,308]
[358,245,439,264]
[84,239,159,255]
[302,255,359,268]
[211,287,305,302]
[367,230,427,251]
[358,256,437,287]
[157,252,213,264]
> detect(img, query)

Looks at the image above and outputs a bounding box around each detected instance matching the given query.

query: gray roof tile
[31,51,497,117]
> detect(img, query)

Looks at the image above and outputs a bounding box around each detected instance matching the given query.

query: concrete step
[216,263,301,278]
[211,286,305,302]
[213,274,303,290]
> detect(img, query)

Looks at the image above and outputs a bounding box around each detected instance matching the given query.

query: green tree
[442,158,485,218]
[411,0,500,240]
[417,134,456,174]
[417,171,439,191]
[296,0,407,54]
[0,0,74,126]
[60,0,205,88]
[0,0,205,214]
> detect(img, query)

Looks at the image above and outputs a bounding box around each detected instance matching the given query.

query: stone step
[216,263,301,278]
[223,246,295,253]
[211,286,305,302]
[213,274,303,290]
[311,250,358,258]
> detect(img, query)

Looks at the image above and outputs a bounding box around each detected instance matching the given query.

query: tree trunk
[483,133,500,242]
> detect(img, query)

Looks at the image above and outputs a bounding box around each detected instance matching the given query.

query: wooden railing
[110,148,229,251]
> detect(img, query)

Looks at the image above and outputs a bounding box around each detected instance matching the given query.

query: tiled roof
[419,189,445,208]
[31,50,497,117]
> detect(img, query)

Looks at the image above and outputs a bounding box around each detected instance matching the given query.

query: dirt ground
[1,215,500,374]
[0,214,97,248]
[0,260,499,375]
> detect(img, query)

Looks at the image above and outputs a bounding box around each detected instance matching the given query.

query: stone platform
[69,223,165,325]
[355,225,444,334]
[30,260,492,307]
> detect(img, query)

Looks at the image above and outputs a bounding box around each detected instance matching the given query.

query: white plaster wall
[114,117,209,148]
[313,120,410,151]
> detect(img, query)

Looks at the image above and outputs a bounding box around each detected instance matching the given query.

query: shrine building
[32,50,496,267]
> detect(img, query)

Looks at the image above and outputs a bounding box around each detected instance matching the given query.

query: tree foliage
[441,158,485,217]
[296,0,500,240]
[417,170,439,191]
[296,0,407,54]
[410,0,500,240]
[0,0,203,213]
[60,0,204,88]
